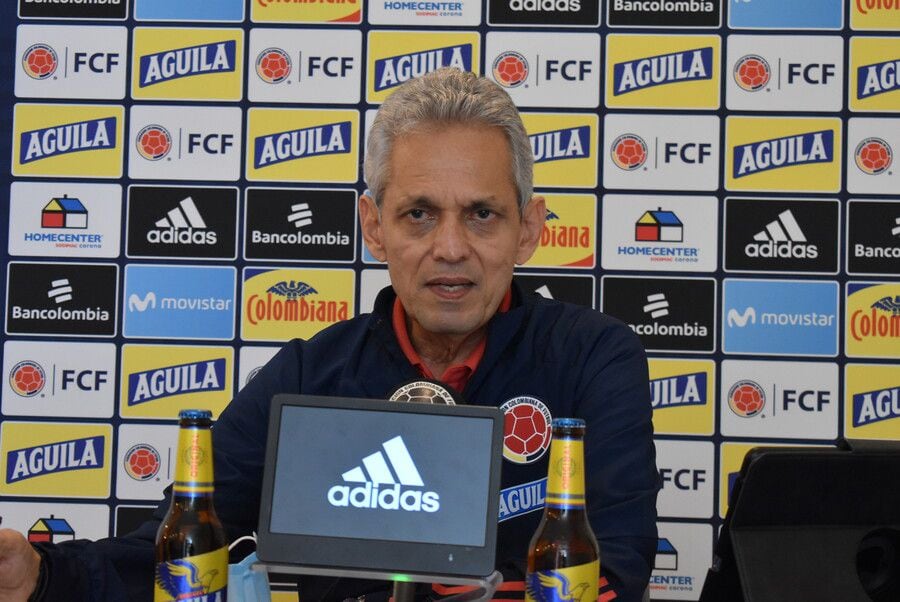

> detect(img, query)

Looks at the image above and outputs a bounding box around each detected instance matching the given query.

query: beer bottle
[154,409,228,602]
[526,418,600,602]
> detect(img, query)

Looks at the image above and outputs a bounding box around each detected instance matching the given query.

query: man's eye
[408,209,426,220]
[474,209,493,220]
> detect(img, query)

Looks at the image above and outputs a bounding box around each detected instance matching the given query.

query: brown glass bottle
[526,418,600,602]
[154,409,228,602]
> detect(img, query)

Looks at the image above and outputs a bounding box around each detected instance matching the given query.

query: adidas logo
[47,279,73,304]
[288,203,313,229]
[326,435,440,513]
[744,210,818,259]
[728,307,756,328]
[643,293,669,319]
[146,197,217,245]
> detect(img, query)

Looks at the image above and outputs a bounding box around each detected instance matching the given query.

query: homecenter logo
[327,436,440,512]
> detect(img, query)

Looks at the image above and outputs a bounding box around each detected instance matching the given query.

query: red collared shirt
[391,289,512,393]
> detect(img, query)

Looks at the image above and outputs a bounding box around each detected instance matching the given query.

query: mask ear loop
[228,532,258,551]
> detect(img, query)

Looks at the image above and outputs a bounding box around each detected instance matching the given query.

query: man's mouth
[427,278,474,294]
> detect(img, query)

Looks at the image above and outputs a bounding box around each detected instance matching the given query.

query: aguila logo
[611,134,648,171]
[855,138,893,176]
[734,55,770,92]
[9,361,46,398]
[135,125,172,161]
[500,396,552,464]
[728,380,766,418]
[492,52,528,88]
[22,44,58,80]
[124,444,161,481]
[256,48,291,84]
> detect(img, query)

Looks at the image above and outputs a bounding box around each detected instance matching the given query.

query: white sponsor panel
[601,194,718,272]
[847,118,899,195]
[726,35,844,112]
[650,522,712,600]
[115,424,178,501]
[3,340,115,418]
[485,32,601,108]
[128,105,242,181]
[603,114,720,191]
[0,501,109,542]
[720,360,839,439]
[9,181,121,258]
[360,269,392,313]
[248,28,361,104]
[238,345,281,391]
[15,24,127,100]
[654,440,714,519]
[369,0,481,25]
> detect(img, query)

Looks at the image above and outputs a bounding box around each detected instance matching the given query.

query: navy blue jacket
[36,285,658,602]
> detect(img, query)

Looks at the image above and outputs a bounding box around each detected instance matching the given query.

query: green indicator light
[392,574,412,582]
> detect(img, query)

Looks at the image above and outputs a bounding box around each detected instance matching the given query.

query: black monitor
[700,441,900,602]
[256,394,504,582]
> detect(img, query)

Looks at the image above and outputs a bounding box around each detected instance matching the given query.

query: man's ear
[515,195,545,265]
[359,193,387,263]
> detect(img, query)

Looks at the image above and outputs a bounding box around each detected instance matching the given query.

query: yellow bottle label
[154,545,228,602]
[545,438,585,508]
[526,560,599,602]
[174,426,214,495]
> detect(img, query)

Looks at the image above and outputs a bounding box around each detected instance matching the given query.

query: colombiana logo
[256,48,292,84]
[493,52,529,88]
[500,396,552,464]
[734,55,770,92]
[850,296,900,342]
[22,44,58,80]
[124,444,161,481]
[855,138,893,175]
[728,380,766,418]
[611,134,648,171]
[327,435,440,512]
[136,125,172,161]
[9,361,46,398]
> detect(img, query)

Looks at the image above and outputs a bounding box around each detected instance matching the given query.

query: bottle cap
[552,417,585,428]
[179,409,213,420]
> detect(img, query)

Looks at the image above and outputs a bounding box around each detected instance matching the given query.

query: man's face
[360,124,544,340]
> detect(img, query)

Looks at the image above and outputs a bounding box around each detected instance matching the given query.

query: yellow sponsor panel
[605,34,721,110]
[367,31,480,104]
[246,108,359,183]
[845,363,900,441]
[525,194,596,269]
[252,0,362,24]
[846,282,900,358]
[725,117,842,193]
[12,104,124,179]
[131,28,244,101]
[648,359,715,436]
[0,422,112,498]
[241,267,355,342]
[119,345,235,420]
[851,1,900,30]
[849,37,900,112]
[522,113,598,189]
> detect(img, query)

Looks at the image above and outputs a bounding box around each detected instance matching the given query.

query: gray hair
[364,68,534,213]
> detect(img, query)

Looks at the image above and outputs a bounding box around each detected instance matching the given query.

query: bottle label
[545,438,585,508]
[154,545,228,602]
[525,560,599,602]
[174,426,214,495]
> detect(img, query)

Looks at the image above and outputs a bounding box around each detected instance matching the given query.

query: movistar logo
[727,307,755,327]
[139,41,237,87]
[327,436,440,513]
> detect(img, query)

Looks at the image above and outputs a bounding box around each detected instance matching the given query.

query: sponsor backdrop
[0,1,898,599]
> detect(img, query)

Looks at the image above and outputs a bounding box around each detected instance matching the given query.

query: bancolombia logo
[327,436,440,512]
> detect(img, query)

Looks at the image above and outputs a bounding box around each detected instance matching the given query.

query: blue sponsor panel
[722,279,839,357]
[728,0,843,30]
[135,0,245,21]
[123,265,236,340]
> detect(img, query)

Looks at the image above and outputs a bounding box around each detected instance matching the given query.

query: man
[0,68,658,602]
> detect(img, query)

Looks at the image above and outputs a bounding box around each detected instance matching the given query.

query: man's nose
[431,217,470,262]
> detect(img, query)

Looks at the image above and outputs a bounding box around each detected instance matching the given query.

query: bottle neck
[173,425,214,497]
[545,435,586,510]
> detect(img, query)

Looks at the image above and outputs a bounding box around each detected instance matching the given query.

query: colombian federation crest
[500,396,552,464]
